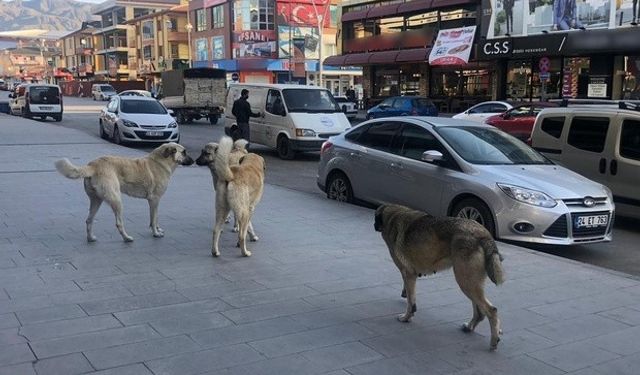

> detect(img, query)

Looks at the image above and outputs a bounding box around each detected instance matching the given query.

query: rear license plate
[146,131,163,136]
[40,106,53,110]
[575,215,608,228]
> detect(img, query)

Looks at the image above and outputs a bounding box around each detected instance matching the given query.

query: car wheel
[93,95,96,101]
[277,135,296,160]
[326,172,353,203]
[113,125,122,145]
[99,120,108,139]
[21,108,30,119]
[176,111,187,125]
[209,115,218,125]
[54,115,62,122]
[452,198,496,237]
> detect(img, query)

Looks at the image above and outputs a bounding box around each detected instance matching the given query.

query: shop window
[212,5,224,29]
[196,9,207,31]
[375,70,400,97]
[541,117,565,139]
[568,117,609,153]
[623,56,640,100]
[352,21,375,39]
[406,11,438,30]
[620,120,640,161]
[376,16,403,34]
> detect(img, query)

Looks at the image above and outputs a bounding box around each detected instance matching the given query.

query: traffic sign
[539,57,550,73]
[231,72,239,81]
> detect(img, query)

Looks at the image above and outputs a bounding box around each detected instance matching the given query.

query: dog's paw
[224,217,231,223]
[489,337,500,351]
[87,236,97,242]
[123,236,134,243]
[250,235,259,242]
[461,323,473,333]
[232,226,239,233]
[397,314,412,323]
[153,232,165,238]
[212,250,220,257]
[401,289,407,298]
[156,227,164,234]
[243,250,252,257]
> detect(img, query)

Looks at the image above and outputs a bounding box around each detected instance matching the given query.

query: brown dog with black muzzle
[375,204,505,350]
[55,143,193,242]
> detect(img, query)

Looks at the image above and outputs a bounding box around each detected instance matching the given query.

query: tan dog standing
[374,204,505,350]
[210,136,265,257]
[55,143,193,242]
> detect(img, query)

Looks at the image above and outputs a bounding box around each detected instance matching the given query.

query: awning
[367,4,400,19]
[323,55,347,66]
[369,50,400,64]
[431,0,476,9]
[398,0,434,14]
[341,9,369,22]
[345,52,372,65]
[396,48,431,62]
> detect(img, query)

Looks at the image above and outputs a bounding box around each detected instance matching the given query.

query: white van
[531,106,640,219]
[9,84,63,121]
[224,84,351,159]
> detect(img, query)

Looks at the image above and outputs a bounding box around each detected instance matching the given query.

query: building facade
[188,0,360,93]
[92,0,182,80]
[59,21,102,81]
[127,4,191,89]
[329,0,640,111]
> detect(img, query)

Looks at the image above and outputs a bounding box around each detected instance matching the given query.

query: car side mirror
[168,109,175,117]
[421,150,444,164]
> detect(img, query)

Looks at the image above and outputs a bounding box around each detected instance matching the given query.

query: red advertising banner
[276,2,331,27]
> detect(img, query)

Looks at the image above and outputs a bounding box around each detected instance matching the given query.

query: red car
[484,102,558,142]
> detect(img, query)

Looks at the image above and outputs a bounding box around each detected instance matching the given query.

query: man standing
[231,89,261,144]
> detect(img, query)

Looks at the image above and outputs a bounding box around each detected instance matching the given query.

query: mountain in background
[0,0,96,33]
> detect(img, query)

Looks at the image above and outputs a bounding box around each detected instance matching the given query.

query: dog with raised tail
[55,143,193,242]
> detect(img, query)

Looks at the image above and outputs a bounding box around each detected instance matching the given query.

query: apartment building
[59,21,102,80]
[92,0,181,80]
[127,4,190,88]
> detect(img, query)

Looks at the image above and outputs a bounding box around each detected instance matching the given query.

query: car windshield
[413,98,431,108]
[120,100,167,114]
[437,126,552,165]
[282,89,340,113]
[334,97,349,103]
[101,85,116,92]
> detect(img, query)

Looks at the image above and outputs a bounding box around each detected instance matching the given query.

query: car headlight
[121,119,138,127]
[295,128,316,137]
[498,183,557,208]
[167,121,178,128]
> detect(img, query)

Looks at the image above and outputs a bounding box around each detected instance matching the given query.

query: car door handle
[349,152,361,158]
[390,162,404,170]
[610,159,618,176]
[599,158,606,174]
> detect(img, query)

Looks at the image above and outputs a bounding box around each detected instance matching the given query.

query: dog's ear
[374,205,385,232]
[163,146,177,158]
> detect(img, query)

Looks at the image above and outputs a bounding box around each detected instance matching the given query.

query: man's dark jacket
[232,97,260,123]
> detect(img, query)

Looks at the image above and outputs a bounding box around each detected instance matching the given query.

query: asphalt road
[36,97,640,277]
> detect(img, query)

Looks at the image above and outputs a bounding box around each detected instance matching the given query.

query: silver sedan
[317,117,615,245]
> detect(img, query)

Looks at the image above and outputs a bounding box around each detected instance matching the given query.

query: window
[101,12,113,27]
[234,0,275,31]
[357,122,401,152]
[345,124,370,142]
[392,98,410,110]
[394,124,443,161]
[212,5,224,28]
[567,117,610,153]
[142,20,154,40]
[620,119,640,161]
[195,38,208,61]
[167,18,178,31]
[143,45,153,60]
[376,17,403,34]
[266,90,285,115]
[541,117,565,139]
[509,106,532,117]
[196,8,207,31]
[115,8,125,24]
[170,43,179,59]
[329,5,338,26]
[134,8,150,18]
[469,104,491,114]
[121,99,167,114]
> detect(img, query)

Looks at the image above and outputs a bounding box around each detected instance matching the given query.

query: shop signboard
[429,26,476,66]
[588,76,608,97]
[233,30,277,58]
[278,25,319,59]
[478,33,567,59]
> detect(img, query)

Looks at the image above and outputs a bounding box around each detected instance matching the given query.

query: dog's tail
[214,136,234,182]
[54,158,95,179]
[481,237,505,286]
[233,139,249,152]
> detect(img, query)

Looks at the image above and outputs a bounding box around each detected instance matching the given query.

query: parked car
[224,83,351,159]
[484,102,558,141]
[532,104,640,219]
[119,90,152,97]
[99,96,179,144]
[9,83,63,121]
[334,96,358,119]
[452,101,513,123]
[317,117,614,245]
[366,96,438,120]
[91,84,117,101]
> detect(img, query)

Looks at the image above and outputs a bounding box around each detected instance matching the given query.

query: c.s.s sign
[482,40,511,56]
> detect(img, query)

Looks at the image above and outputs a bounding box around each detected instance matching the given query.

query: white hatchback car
[99,96,179,144]
[334,96,358,119]
[452,101,513,123]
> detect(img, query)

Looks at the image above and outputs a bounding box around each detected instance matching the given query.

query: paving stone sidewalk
[1,114,639,375]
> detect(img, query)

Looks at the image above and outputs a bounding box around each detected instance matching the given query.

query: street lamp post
[310,1,327,88]
[40,39,47,83]
[185,7,193,68]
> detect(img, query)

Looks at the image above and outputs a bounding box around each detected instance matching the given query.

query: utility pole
[310,0,328,88]
[288,2,292,82]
